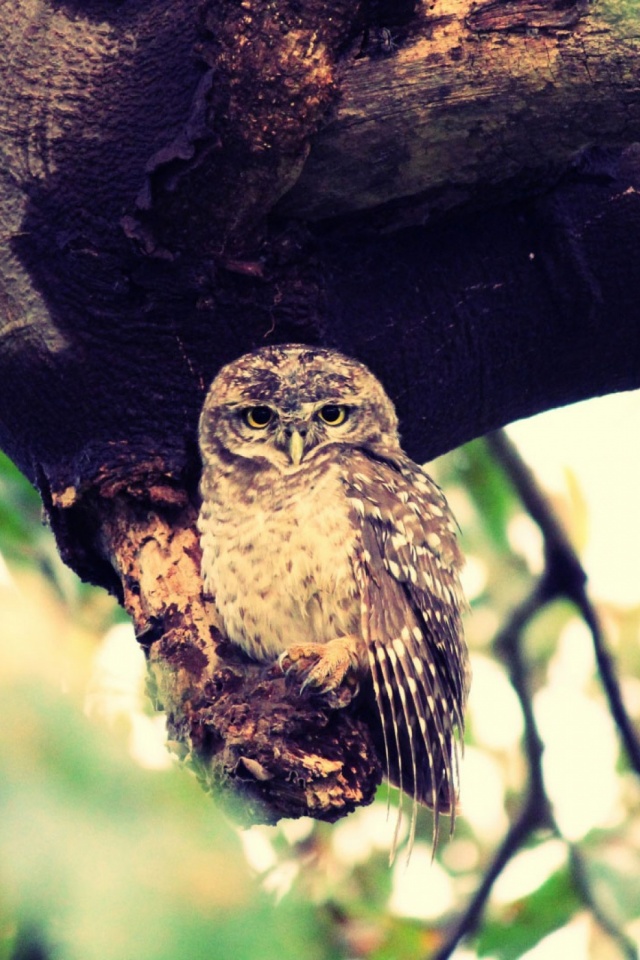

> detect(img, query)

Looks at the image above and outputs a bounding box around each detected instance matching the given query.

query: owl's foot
[279,637,360,708]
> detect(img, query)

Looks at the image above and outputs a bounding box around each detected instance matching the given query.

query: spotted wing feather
[346,451,469,854]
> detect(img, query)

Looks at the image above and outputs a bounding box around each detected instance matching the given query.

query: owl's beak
[288,428,305,465]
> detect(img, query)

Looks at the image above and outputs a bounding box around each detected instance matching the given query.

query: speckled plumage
[198,345,470,853]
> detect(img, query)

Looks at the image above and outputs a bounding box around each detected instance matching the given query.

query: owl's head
[199,345,400,469]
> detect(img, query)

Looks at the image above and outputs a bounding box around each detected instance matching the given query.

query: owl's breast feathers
[198,448,361,661]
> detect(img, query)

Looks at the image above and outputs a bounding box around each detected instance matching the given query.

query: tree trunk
[1,0,639,826]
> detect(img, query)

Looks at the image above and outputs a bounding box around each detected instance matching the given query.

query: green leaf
[476,867,582,959]
[451,439,518,551]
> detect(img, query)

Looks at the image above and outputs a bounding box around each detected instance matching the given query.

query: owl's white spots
[197,344,469,858]
[386,559,402,580]
[393,637,407,658]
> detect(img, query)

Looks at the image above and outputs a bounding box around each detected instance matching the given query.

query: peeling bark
[279,0,640,223]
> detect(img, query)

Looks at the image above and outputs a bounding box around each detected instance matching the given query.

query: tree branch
[432,583,552,959]
[568,845,639,960]
[486,430,640,775]
[279,0,640,224]
[434,429,640,957]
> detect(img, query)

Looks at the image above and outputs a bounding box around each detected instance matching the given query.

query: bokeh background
[1,390,639,960]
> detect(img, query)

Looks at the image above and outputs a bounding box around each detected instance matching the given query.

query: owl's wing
[345,451,469,853]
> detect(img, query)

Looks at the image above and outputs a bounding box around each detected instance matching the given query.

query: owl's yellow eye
[318,404,348,426]
[243,406,273,429]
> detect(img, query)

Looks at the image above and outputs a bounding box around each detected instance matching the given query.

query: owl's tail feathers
[367,634,465,863]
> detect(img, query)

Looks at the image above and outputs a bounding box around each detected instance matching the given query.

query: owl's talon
[278,644,321,679]
[279,638,360,704]
[277,650,293,675]
[299,675,315,695]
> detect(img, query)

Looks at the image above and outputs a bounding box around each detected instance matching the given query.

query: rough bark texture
[280,0,640,222]
[1,0,640,827]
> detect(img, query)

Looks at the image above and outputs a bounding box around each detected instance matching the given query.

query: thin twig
[494,580,549,808]
[430,583,552,960]
[484,429,585,594]
[485,429,640,957]
[568,845,639,960]
[486,430,640,774]
[431,798,543,960]
[575,586,640,775]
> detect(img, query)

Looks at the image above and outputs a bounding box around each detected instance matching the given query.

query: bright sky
[507,387,640,608]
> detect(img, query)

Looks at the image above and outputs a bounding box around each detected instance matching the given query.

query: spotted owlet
[197,344,469,850]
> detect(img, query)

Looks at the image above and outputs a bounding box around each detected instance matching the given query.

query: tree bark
[280,0,640,222]
[1,0,639,827]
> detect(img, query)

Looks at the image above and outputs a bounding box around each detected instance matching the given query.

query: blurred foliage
[452,439,520,553]
[476,868,582,959]
[0,453,335,960]
[1,422,640,960]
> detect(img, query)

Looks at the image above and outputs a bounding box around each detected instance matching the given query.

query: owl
[197,344,469,851]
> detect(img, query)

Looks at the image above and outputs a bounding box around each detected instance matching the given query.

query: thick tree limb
[279,0,640,222]
[1,0,639,485]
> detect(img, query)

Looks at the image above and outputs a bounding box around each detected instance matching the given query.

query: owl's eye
[243,406,274,429]
[317,404,349,426]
